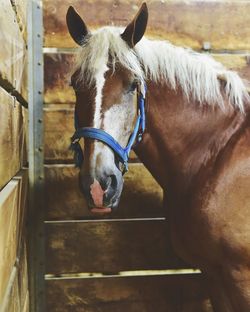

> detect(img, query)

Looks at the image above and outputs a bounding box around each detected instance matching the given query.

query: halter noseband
[70,81,146,174]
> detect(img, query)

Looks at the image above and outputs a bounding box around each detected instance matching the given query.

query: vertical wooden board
[45,164,163,220]
[22,291,29,312]
[18,243,29,311]
[43,0,250,50]
[1,242,29,312]
[46,275,213,312]
[14,169,28,250]
[0,88,27,190]
[4,272,21,312]
[0,172,27,308]
[0,1,27,97]
[0,180,19,305]
[22,107,29,167]
[44,53,75,104]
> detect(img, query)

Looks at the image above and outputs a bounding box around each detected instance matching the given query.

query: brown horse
[66,3,250,311]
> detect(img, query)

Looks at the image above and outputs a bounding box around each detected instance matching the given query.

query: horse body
[66,3,250,310]
[135,82,250,311]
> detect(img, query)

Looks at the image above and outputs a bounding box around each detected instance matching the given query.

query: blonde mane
[75,26,249,112]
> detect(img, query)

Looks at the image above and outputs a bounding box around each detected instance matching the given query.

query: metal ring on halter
[70,80,147,174]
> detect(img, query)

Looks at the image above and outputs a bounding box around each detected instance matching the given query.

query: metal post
[27,1,45,311]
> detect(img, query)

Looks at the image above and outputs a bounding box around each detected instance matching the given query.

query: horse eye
[129,81,137,92]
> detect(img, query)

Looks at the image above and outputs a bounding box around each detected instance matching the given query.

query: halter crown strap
[70,81,146,173]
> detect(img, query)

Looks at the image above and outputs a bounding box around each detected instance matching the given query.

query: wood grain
[0,1,27,98]
[44,53,250,105]
[46,219,187,274]
[45,164,163,220]
[0,169,28,307]
[46,274,212,312]
[4,273,20,312]
[44,0,250,50]
[44,105,75,162]
[11,0,28,41]
[0,180,19,306]
[44,53,75,104]
[17,243,29,312]
[1,242,29,312]
[0,88,27,190]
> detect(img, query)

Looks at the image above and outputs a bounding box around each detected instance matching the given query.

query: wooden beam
[46,219,187,274]
[46,274,212,312]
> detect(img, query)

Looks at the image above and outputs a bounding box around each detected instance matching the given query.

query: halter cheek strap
[70,81,146,174]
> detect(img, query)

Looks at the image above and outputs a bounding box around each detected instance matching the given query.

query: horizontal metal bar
[45,217,166,224]
[45,269,201,280]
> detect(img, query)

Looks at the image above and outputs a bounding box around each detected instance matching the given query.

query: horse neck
[135,81,245,193]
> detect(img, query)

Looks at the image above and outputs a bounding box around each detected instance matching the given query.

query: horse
[66,3,250,311]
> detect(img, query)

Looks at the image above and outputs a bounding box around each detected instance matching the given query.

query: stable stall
[1,1,250,311]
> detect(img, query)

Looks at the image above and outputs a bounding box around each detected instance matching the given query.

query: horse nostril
[101,174,118,204]
[104,176,112,191]
[100,174,117,192]
[109,174,118,190]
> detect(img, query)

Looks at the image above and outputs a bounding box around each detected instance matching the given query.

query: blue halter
[70,81,146,174]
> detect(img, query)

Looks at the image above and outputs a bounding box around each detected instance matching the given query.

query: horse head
[66,3,148,214]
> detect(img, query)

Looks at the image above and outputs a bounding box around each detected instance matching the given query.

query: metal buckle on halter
[137,132,143,143]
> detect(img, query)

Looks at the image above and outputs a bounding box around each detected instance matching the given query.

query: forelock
[73,26,144,86]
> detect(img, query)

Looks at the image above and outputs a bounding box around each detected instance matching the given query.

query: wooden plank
[45,164,163,220]
[46,274,212,312]
[46,219,187,274]
[0,88,27,190]
[18,243,29,312]
[0,1,27,98]
[22,291,29,312]
[4,272,21,312]
[44,0,250,50]
[1,242,29,312]
[44,53,250,105]
[0,180,19,305]
[0,170,28,308]
[44,105,138,162]
[14,169,28,249]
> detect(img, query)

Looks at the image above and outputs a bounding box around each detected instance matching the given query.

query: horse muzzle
[79,173,123,214]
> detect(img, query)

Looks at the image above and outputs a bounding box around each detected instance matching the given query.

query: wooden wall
[0,1,29,311]
[43,1,250,311]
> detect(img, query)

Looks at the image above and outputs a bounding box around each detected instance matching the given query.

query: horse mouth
[90,207,112,214]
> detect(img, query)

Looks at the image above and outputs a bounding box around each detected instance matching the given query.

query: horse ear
[66,6,89,46]
[121,3,148,47]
